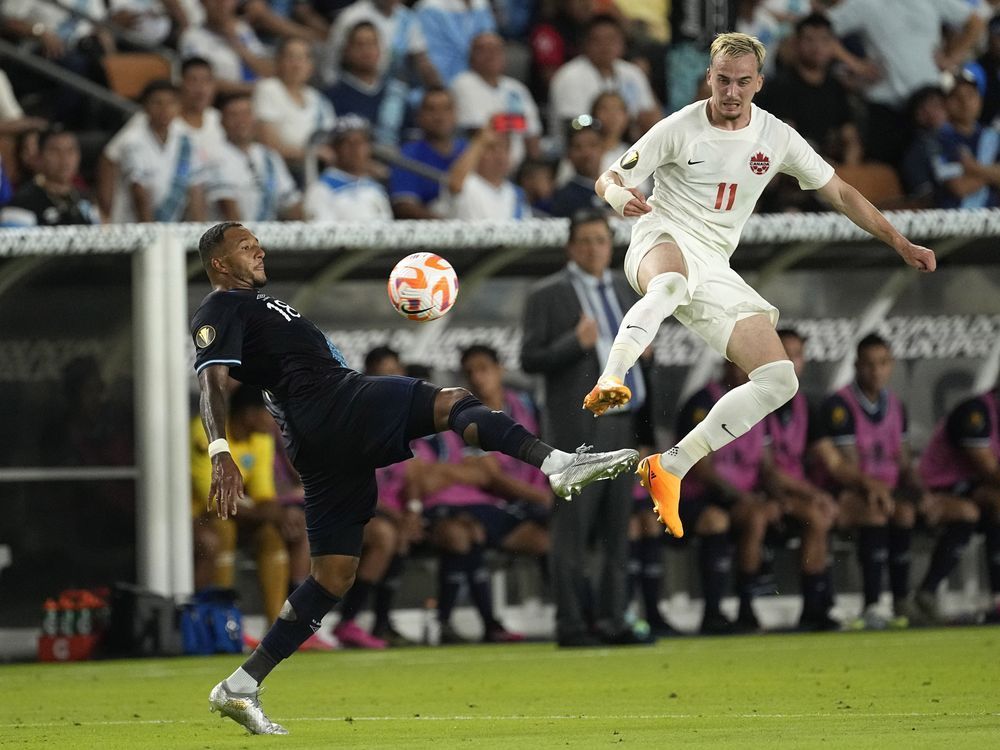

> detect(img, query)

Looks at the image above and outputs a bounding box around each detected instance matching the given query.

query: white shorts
[623,218,778,358]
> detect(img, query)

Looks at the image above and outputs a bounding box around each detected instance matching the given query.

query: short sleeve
[945,397,994,448]
[206,155,239,203]
[779,124,835,190]
[939,0,974,26]
[826,0,866,36]
[192,297,245,374]
[390,154,429,202]
[119,140,151,184]
[817,394,856,444]
[406,12,428,54]
[609,116,678,190]
[0,72,24,121]
[252,79,283,123]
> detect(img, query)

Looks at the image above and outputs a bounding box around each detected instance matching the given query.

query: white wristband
[604,183,633,217]
[208,438,231,458]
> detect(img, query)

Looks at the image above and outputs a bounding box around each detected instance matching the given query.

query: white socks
[225,666,259,694]
[661,359,798,477]
[540,449,574,475]
[603,272,688,381]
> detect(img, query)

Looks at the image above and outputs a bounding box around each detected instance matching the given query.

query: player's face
[707,53,762,122]
[780,334,806,378]
[462,353,503,400]
[855,344,893,395]
[567,220,612,277]
[219,226,267,288]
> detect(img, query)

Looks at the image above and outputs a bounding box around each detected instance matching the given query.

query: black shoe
[700,611,737,635]
[734,607,763,634]
[647,618,683,637]
[483,620,526,643]
[373,624,418,647]
[439,622,470,645]
[601,628,656,646]
[798,612,841,632]
[557,631,604,648]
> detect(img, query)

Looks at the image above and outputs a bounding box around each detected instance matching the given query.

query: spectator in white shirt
[548,14,660,142]
[450,32,542,172]
[210,93,303,221]
[109,0,191,47]
[323,0,440,87]
[446,127,528,220]
[304,115,393,221]
[104,80,208,223]
[179,0,274,96]
[98,57,226,219]
[254,37,337,175]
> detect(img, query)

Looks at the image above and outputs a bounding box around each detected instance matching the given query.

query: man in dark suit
[521,209,650,647]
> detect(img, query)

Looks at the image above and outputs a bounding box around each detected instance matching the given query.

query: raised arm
[816,174,936,271]
[198,364,244,519]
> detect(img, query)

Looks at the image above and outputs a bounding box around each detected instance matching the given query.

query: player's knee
[697,506,729,535]
[365,516,397,552]
[750,358,798,409]
[646,271,688,298]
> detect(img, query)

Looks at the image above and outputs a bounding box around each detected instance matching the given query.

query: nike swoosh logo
[687,159,704,165]
[626,324,647,332]
[721,423,738,439]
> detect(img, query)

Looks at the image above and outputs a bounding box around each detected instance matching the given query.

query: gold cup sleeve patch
[196,325,216,348]
[619,149,640,170]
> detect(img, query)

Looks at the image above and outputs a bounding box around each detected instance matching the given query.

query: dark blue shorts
[294,376,440,557]
[425,501,549,548]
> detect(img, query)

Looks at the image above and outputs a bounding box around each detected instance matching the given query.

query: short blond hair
[710,32,766,72]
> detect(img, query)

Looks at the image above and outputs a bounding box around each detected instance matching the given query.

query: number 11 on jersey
[714,182,738,211]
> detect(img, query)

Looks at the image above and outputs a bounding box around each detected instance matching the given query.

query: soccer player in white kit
[583,33,936,538]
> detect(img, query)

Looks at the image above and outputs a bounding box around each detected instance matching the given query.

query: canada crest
[749,151,770,175]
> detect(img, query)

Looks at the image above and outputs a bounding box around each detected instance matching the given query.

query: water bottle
[42,598,59,636]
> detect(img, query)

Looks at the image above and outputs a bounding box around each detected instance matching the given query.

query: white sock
[540,449,574,475]
[663,360,798,478]
[603,272,687,381]
[225,666,259,694]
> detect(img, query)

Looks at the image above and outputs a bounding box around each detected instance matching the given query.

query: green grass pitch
[2,628,998,749]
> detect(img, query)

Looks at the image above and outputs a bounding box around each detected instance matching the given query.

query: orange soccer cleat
[636,454,684,538]
[582,375,632,416]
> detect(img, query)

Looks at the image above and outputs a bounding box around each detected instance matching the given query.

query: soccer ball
[387,252,459,321]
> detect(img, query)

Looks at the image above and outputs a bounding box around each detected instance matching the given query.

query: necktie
[597,281,646,411]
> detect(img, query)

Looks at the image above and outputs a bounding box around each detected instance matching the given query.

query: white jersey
[610,100,835,260]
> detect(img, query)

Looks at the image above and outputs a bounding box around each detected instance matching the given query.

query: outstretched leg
[584,242,689,415]
[429,387,639,499]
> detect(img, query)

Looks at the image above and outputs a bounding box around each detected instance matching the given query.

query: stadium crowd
[4,0,1000,225]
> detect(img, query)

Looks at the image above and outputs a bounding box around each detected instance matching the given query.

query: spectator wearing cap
[900,87,948,207]
[254,37,337,176]
[325,21,407,146]
[323,0,440,88]
[548,15,660,145]
[102,80,208,223]
[304,116,392,221]
[179,0,273,96]
[824,0,985,166]
[415,0,496,85]
[932,70,1000,209]
[549,120,610,218]
[450,32,542,172]
[445,127,528,220]
[1,128,99,227]
[757,13,862,166]
[389,87,467,219]
[210,94,303,222]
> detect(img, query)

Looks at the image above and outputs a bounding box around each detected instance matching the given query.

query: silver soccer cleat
[548,444,640,499]
[209,680,289,735]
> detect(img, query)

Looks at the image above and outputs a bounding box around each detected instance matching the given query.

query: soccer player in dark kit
[195,223,639,734]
